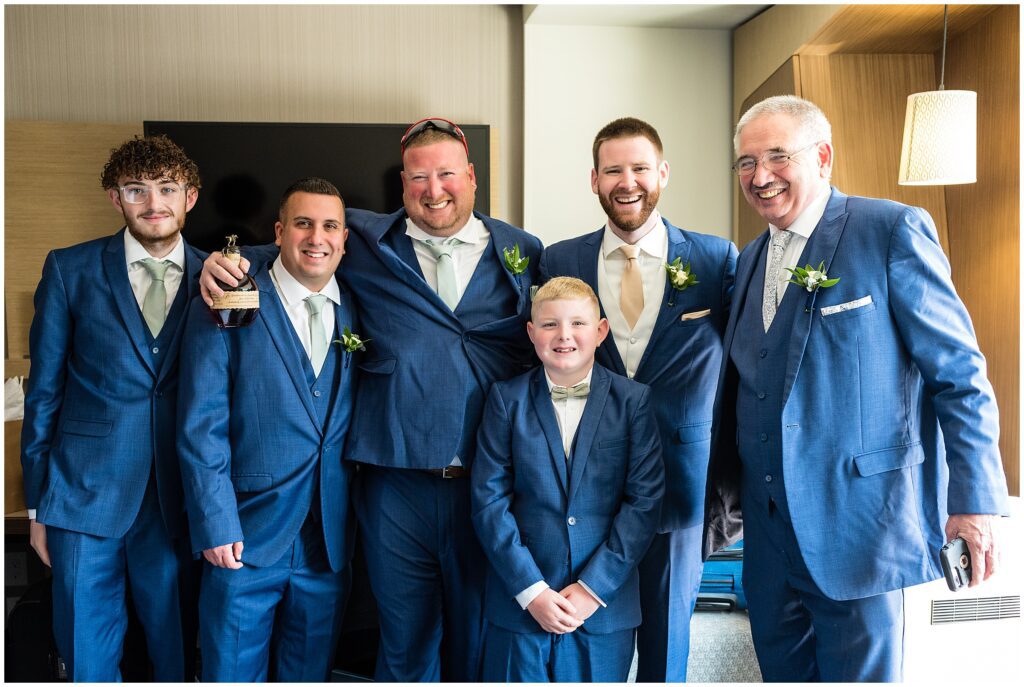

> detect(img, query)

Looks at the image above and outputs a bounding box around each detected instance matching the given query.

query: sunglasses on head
[400,117,469,156]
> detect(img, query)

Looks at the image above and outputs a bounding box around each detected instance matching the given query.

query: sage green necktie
[305,294,329,376]
[423,238,464,310]
[139,258,172,337]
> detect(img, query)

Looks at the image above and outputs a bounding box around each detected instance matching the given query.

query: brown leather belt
[423,466,469,479]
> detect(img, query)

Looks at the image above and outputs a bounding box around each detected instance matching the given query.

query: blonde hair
[531,277,600,321]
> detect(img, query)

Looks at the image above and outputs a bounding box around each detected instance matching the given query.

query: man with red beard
[21,135,205,680]
[540,117,737,681]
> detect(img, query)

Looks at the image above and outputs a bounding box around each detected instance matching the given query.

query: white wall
[524,23,733,246]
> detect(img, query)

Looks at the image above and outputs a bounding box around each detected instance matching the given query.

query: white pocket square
[680,309,711,321]
[820,295,872,317]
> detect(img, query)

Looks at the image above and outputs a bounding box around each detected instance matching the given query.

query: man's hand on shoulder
[945,513,1000,587]
[29,520,50,567]
[204,541,244,569]
[199,253,250,307]
[526,588,583,634]
[559,582,600,622]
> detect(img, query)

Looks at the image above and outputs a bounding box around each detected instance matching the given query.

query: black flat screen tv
[144,121,490,253]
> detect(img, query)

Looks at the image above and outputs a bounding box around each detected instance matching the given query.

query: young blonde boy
[471,277,665,682]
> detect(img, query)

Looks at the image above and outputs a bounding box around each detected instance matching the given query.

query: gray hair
[733,95,832,153]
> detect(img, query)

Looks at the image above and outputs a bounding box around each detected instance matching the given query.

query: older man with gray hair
[703,95,1008,681]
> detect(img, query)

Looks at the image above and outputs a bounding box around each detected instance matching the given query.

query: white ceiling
[523,3,770,31]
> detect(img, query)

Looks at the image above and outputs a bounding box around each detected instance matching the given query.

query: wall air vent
[931,596,1021,624]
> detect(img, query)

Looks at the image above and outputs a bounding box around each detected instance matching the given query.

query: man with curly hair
[21,134,206,680]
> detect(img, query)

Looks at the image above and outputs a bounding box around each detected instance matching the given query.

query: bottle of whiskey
[209,235,259,328]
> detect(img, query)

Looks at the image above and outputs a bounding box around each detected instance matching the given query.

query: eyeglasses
[400,117,469,156]
[118,182,188,204]
[732,141,821,176]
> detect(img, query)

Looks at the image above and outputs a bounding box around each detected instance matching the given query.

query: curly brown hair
[100,135,201,190]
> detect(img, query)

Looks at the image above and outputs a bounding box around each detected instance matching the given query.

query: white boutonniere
[786,261,839,292]
[334,326,369,353]
[664,257,698,307]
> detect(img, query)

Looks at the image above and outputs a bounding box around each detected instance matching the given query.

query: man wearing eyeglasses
[21,135,205,680]
[200,118,542,681]
[703,95,1008,681]
[540,117,737,682]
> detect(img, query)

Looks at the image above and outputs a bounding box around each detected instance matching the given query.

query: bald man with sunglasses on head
[200,118,542,681]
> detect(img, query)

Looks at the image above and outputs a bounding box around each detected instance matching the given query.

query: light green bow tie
[550,382,589,401]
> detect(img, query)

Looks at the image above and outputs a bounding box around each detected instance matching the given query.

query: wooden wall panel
[798,4,996,56]
[942,5,1020,495]
[4,121,142,362]
[797,54,949,252]
[5,420,26,514]
[733,5,842,121]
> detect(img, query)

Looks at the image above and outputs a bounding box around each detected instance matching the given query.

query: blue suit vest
[731,238,802,520]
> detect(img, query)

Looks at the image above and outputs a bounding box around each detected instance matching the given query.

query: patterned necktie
[305,294,329,376]
[551,382,590,401]
[619,244,644,330]
[139,258,172,337]
[762,230,794,332]
[423,238,465,310]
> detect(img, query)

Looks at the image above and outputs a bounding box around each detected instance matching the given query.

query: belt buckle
[441,466,456,479]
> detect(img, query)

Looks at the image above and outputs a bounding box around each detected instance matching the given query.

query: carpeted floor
[686,609,762,682]
[627,609,762,683]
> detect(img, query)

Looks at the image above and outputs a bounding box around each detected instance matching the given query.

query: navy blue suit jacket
[248,207,543,470]
[176,263,357,571]
[540,219,736,531]
[704,188,1009,600]
[471,364,664,634]
[21,229,204,538]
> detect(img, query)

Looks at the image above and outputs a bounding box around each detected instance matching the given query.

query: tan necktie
[619,244,644,330]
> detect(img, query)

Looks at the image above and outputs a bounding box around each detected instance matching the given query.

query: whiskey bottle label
[212,291,260,309]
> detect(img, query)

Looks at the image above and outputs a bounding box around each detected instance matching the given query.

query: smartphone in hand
[939,537,972,592]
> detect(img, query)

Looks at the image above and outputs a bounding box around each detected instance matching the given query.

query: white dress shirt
[269,256,341,363]
[124,229,186,315]
[514,368,605,610]
[765,185,831,306]
[598,211,667,378]
[405,215,490,308]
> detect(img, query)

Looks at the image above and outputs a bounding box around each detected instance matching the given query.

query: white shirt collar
[544,366,595,391]
[123,228,185,269]
[601,211,667,259]
[768,185,831,240]
[270,255,341,307]
[405,214,486,245]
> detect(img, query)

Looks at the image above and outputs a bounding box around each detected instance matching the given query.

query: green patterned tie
[305,294,329,376]
[139,258,172,337]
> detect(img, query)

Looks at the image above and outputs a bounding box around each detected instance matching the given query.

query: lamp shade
[898,90,977,185]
